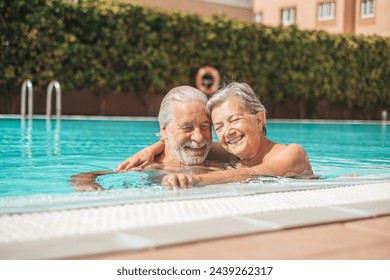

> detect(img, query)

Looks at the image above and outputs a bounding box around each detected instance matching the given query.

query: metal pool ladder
[46,80,62,119]
[21,80,33,119]
[20,80,62,119]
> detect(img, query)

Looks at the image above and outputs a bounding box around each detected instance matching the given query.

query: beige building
[134,1,389,36]
[134,0,254,21]
[253,0,390,36]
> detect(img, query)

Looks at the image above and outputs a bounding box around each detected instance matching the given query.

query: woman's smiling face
[211,97,265,160]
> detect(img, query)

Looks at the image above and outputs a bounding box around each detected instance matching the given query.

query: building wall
[134,0,254,21]
[253,0,305,27]
[342,0,356,34]
[253,0,389,36]
[314,0,346,33]
[355,0,390,36]
[136,0,390,36]
[253,0,346,33]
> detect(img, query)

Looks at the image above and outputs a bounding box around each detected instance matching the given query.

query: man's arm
[71,171,113,192]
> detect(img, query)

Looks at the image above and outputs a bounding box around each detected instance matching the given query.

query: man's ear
[160,126,168,140]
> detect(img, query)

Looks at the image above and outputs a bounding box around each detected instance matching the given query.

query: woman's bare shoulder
[273,144,310,167]
[280,143,307,156]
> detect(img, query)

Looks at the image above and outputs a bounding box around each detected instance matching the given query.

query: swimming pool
[1,115,390,259]
[0,116,389,214]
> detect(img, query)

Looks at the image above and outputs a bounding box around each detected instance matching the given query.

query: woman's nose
[224,123,235,137]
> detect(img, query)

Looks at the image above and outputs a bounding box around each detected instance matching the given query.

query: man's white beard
[167,139,210,165]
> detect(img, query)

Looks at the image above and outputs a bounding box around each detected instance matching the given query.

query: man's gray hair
[158,86,208,128]
[206,82,267,134]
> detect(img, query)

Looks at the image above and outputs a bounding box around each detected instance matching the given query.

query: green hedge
[1,0,389,112]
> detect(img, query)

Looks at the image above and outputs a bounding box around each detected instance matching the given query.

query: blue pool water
[0,117,389,213]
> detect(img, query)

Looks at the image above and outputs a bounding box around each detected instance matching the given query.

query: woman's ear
[255,112,266,135]
[255,112,265,128]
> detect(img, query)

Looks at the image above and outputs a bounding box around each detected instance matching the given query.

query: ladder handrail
[21,80,33,119]
[46,80,62,119]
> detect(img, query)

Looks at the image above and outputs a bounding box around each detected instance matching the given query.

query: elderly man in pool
[118,82,314,189]
[72,85,225,191]
[117,86,223,170]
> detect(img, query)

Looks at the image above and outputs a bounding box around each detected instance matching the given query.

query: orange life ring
[195,66,220,95]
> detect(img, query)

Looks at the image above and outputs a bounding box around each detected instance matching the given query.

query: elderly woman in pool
[118,82,314,188]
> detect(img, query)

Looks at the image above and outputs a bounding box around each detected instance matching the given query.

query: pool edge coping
[1,182,389,260]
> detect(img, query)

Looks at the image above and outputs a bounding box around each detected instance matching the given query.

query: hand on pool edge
[162,174,201,189]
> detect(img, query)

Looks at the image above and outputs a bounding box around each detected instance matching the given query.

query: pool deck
[79,215,390,260]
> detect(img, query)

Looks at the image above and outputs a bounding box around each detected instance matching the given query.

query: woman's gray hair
[158,86,208,129]
[206,82,267,134]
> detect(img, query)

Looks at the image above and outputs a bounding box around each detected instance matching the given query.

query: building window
[281,7,296,26]
[253,12,262,23]
[361,0,375,18]
[318,1,336,21]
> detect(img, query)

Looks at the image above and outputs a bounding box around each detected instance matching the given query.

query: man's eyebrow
[177,120,210,128]
[177,122,194,127]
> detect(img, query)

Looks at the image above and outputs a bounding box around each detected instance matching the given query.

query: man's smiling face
[162,101,212,165]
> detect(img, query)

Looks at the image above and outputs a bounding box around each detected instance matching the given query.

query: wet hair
[206,82,267,135]
[158,86,208,129]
